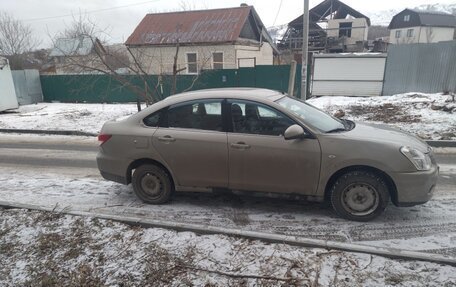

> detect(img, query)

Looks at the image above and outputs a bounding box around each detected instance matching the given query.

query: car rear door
[227,99,321,195]
[152,99,228,189]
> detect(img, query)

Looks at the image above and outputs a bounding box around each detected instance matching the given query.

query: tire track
[347,222,456,241]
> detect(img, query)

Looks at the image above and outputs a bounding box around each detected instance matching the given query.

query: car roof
[163,88,284,103]
[128,88,286,122]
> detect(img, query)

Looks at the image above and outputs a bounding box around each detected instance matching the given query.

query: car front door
[227,99,321,195]
[152,99,228,189]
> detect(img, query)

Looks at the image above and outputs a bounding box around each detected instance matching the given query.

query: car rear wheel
[330,170,390,221]
[132,164,172,204]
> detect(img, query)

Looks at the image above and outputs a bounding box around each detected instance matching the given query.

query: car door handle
[230,142,250,150]
[158,135,176,143]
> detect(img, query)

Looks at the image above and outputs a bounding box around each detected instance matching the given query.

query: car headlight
[400,146,432,171]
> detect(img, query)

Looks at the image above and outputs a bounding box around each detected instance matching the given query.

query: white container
[0,57,19,111]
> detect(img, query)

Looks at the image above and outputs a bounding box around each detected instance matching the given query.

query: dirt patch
[1,208,456,286]
[349,103,421,123]
[63,110,93,120]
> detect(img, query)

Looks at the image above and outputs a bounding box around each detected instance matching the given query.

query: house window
[395,30,402,38]
[186,53,197,74]
[404,15,410,22]
[212,52,223,69]
[407,29,414,37]
[339,22,352,38]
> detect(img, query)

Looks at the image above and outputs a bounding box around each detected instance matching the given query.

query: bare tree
[128,40,215,94]
[0,11,41,69]
[55,13,107,42]
[49,14,158,109]
[171,40,185,95]
[178,0,209,11]
[51,12,215,110]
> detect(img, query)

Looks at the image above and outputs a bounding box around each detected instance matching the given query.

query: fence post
[288,60,297,97]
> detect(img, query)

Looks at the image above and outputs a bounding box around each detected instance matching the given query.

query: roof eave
[248,6,280,54]
[125,41,238,48]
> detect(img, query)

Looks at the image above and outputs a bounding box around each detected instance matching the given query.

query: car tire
[132,164,173,204]
[330,170,390,221]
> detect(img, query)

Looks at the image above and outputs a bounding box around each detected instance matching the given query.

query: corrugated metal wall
[12,69,43,105]
[383,41,456,95]
[40,65,302,103]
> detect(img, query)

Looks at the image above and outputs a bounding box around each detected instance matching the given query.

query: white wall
[389,26,455,44]
[0,58,19,111]
[129,44,234,74]
[129,42,274,74]
[235,42,274,67]
[327,18,369,45]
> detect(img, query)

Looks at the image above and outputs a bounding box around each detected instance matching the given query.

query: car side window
[143,111,161,127]
[230,101,295,136]
[167,100,223,131]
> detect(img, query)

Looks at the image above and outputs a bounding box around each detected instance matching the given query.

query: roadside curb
[427,140,456,148]
[1,200,455,267]
[0,129,97,137]
[1,129,456,147]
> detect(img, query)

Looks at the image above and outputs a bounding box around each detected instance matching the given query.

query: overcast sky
[2,0,455,48]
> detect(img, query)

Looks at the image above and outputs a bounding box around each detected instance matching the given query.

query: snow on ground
[308,93,456,140]
[0,93,454,139]
[0,103,138,134]
[1,207,455,286]
[0,161,455,257]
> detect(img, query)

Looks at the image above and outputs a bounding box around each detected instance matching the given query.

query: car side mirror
[284,124,306,140]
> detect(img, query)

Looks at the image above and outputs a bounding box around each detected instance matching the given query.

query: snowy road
[1,135,456,259]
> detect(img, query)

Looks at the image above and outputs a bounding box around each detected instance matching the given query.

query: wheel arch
[324,165,398,205]
[126,158,176,189]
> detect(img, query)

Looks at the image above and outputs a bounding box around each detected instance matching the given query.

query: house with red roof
[125,5,278,74]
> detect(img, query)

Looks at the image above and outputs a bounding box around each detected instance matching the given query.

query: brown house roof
[126,6,251,45]
[125,6,275,47]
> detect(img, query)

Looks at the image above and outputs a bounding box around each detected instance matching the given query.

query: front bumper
[391,164,439,207]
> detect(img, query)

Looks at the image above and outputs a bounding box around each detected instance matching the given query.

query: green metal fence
[40,65,302,103]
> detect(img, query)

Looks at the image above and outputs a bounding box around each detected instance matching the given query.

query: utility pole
[301,0,310,100]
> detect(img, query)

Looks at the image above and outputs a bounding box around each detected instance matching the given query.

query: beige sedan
[97,88,438,221]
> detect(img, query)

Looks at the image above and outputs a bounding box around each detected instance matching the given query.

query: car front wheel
[132,164,173,204]
[330,170,390,221]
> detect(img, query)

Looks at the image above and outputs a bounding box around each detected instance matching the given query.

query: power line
[20,0,161,23]
[272,0,284,26]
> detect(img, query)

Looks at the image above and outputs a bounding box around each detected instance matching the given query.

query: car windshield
[276,96,346,133]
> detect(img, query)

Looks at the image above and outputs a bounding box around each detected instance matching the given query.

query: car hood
[343,122,429,152]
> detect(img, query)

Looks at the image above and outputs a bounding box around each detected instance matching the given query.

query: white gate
[312,53,387,97]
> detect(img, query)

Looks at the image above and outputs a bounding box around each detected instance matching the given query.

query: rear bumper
[97,151,129,185]
[391,165,439,207]
[100,171,128,185]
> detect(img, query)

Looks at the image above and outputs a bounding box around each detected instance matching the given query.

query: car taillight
[98,134,112,145]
